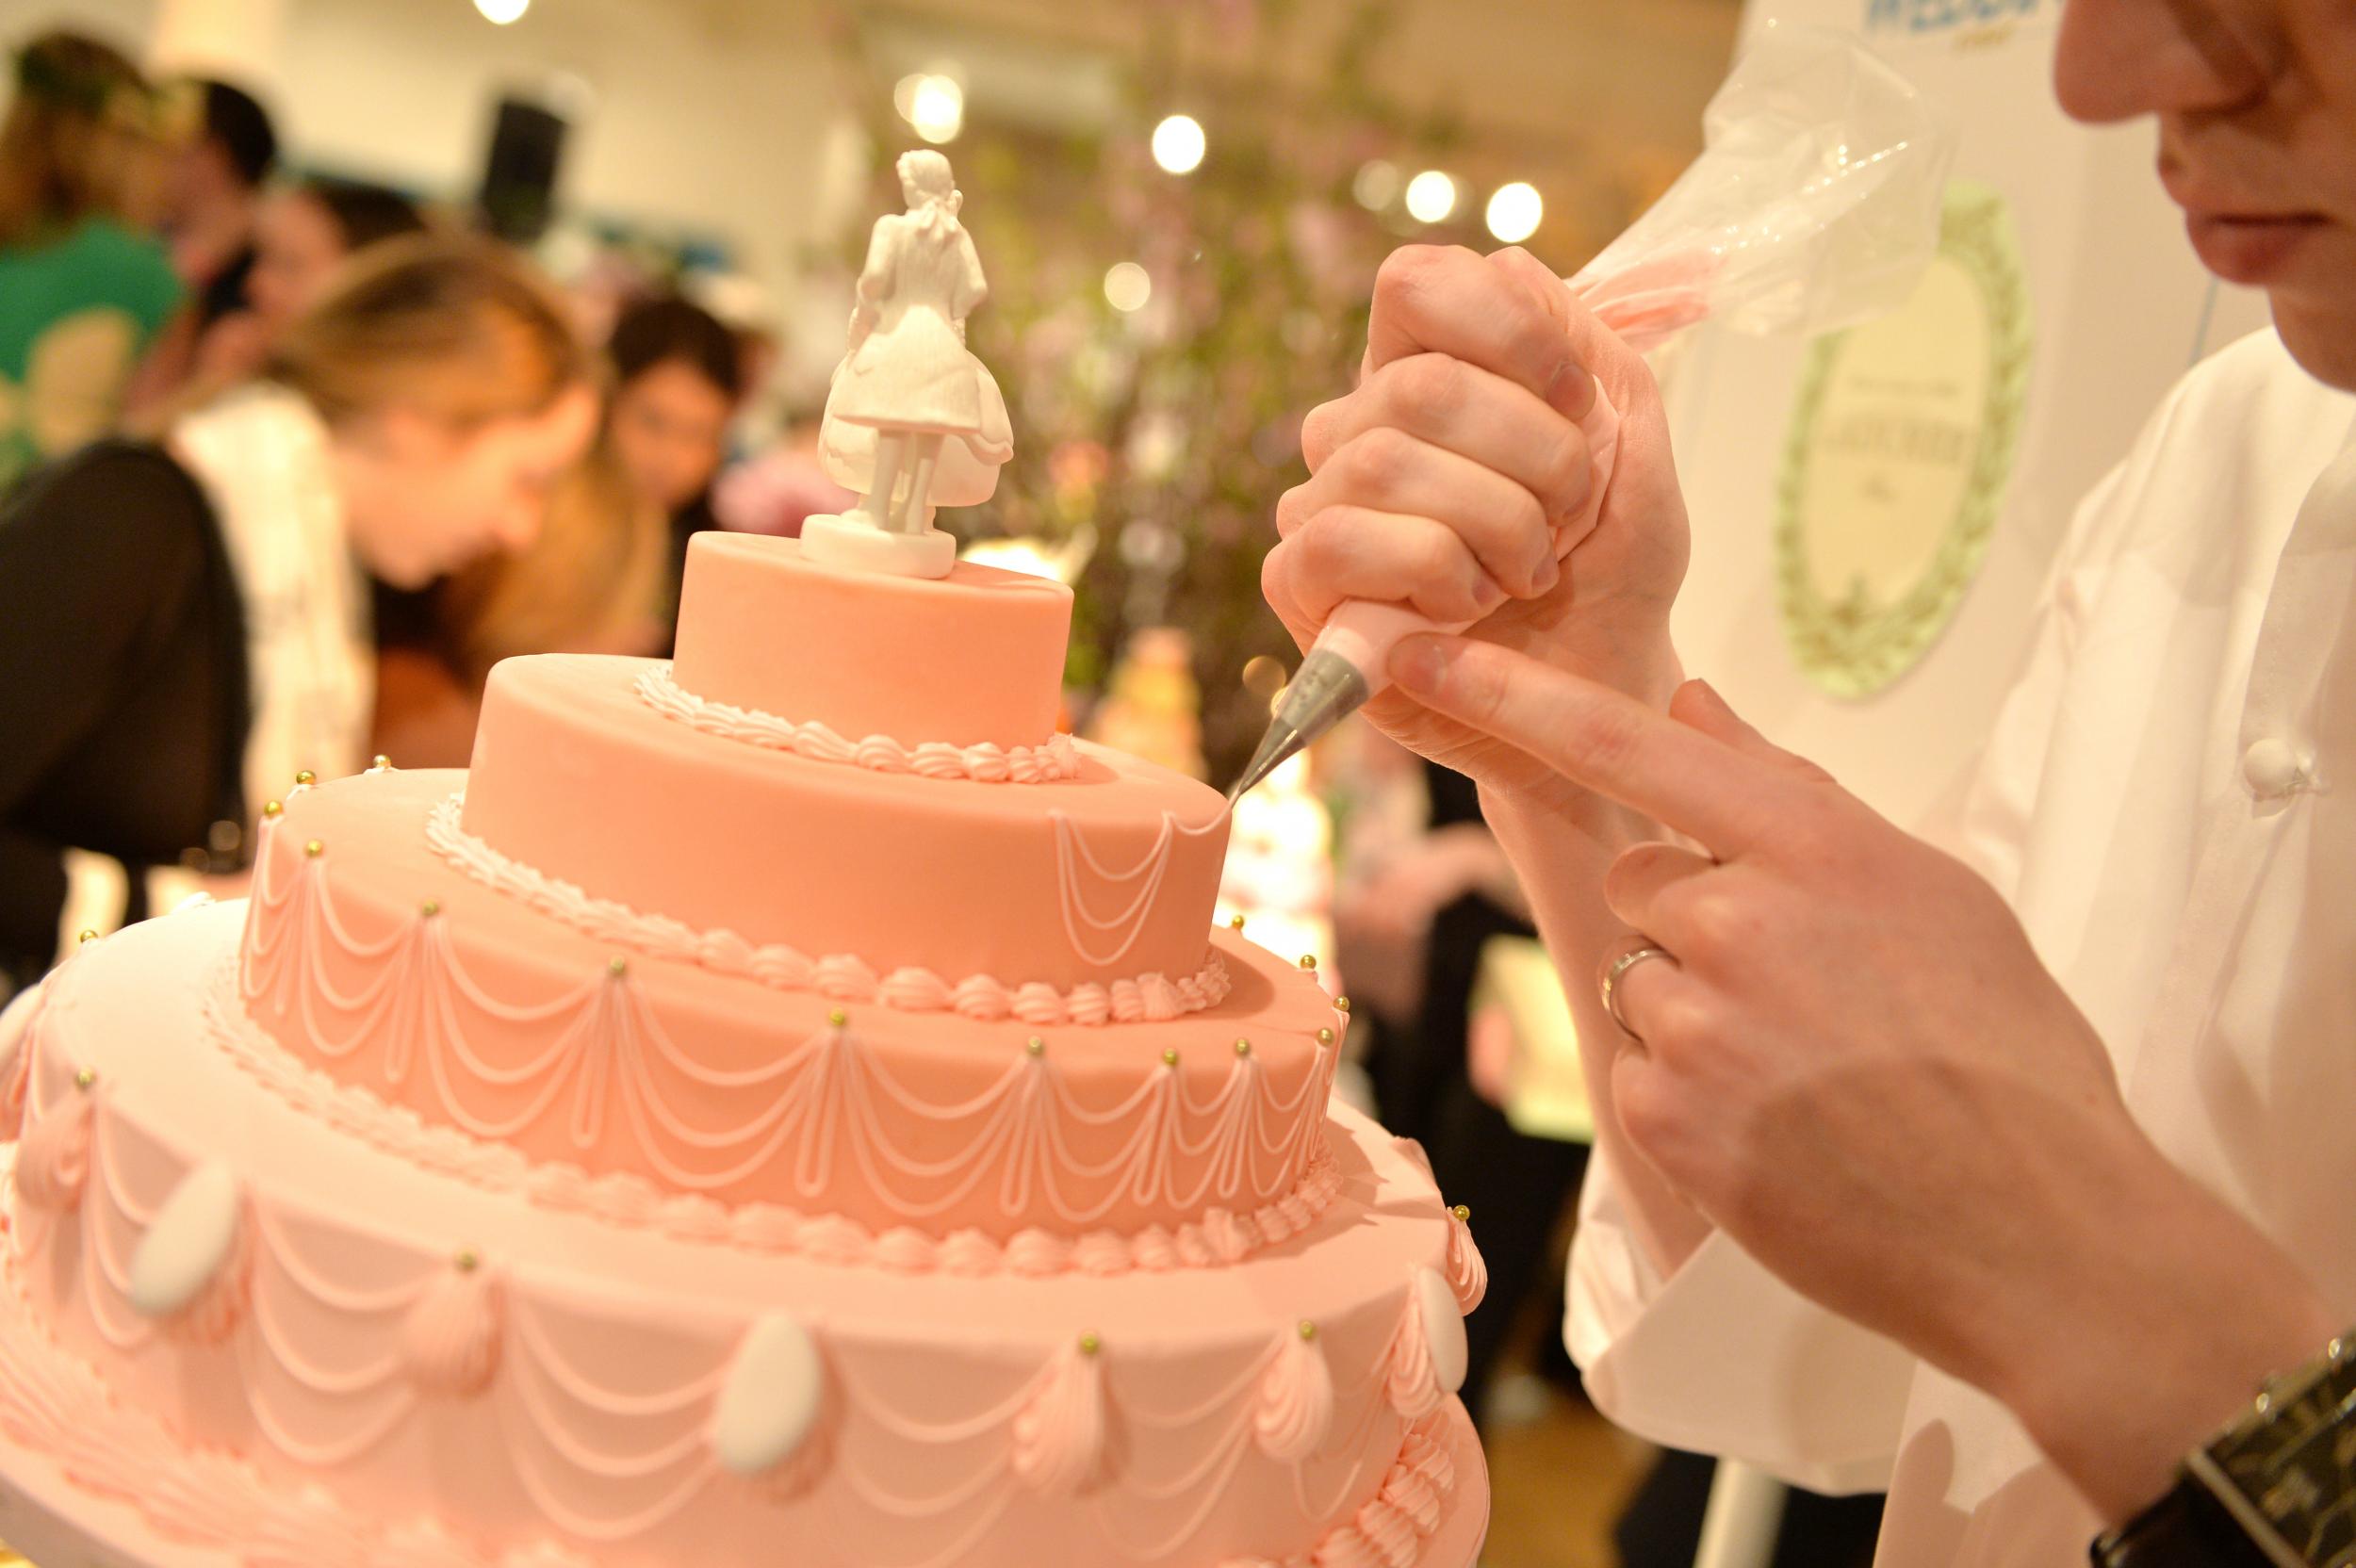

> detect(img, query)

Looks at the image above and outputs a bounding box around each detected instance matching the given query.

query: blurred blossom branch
[825,0,1455,778]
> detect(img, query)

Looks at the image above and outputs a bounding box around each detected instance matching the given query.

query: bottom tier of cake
[0,1277,1486,1568]
[0,901,1490,1568]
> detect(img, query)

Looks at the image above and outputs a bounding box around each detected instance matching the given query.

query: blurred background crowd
[0,2,1885,1562]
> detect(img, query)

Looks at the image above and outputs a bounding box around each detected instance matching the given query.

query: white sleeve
[1562,389,2175,1494]
[1564,1152,1917,1495]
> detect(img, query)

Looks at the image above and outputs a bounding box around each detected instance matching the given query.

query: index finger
[1387,634,1792,857]
[1365,245,1589,418]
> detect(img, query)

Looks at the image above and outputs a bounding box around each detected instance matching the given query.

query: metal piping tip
[1221,649,1372,806]
[1227,719,1305,806]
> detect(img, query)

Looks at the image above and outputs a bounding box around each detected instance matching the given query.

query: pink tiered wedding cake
[0,155,1489,1568]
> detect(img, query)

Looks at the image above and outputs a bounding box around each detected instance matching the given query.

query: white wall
[6,0,844,311]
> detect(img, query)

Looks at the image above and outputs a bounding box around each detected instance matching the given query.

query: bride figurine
[801,150,1014,579]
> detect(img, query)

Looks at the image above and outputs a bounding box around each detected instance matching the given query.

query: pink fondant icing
[0,450,1497,1564]
[1254,1326,1336,1462]
[210,947,1345,1275]
[0,1254,1481,1568]
[668,532,1073,751]
[238,778,1333,1237]
[421,792,1231,1024]
[3,906,1486,1567]
[1442,1206,1487,1315]
[461,655,1230,993]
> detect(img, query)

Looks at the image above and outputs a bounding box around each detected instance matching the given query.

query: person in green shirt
[0,29,183,498]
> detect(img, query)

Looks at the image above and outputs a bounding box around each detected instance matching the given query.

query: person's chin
[2264,292,2356,394]
[372,554,442,592]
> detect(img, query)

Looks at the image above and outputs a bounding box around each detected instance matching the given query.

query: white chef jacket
[1565,326,2356,1563]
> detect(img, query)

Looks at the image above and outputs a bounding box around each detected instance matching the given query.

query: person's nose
[2053,0,2268,124]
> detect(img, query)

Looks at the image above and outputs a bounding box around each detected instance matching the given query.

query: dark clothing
[656,493,720,659]
[371,574,459,668]
[0,443,250,993]
[1360,760,1570,1416]
[195,244,257,331]
[1615,1448,1884,1568]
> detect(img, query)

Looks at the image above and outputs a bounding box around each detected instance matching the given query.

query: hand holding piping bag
[1240,25,1954,800]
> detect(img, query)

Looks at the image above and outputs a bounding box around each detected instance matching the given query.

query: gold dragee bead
[827,1009,848,1028]
[1161,1048,1180,1068]
[1234,1037,1252,1057]
[294,770,316,786]
[1334,996,1351,1014]
[1299,955,1317,970]
[420,900,440,918]
[370,754,391,770]
[1025,1037,1046,1058]
[1297,1319,1317,1342]
[261,800,283,818]
[1452,1204,1471,1224]
[303,840,323,858]
[1317,1028,1334,1045]
[606,956,629,978]
[1078,1331,1102,1356]
[455,1249,481,1273]
[74,1069,96,1091]
[75,928,98,945]
[1228,913,1247,930]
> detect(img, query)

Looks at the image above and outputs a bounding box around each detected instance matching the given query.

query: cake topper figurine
[801,150,1015,580]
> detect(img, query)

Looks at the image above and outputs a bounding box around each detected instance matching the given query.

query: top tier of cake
[673,531,1072,751]
[457,533,1234,999]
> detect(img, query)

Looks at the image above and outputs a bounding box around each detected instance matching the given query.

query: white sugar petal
[1414,1266,1467,1395]
[711,1315,824,1478]
[130,1161,243,1319]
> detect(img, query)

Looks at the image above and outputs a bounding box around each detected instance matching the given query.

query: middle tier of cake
[237,770,1343,1242]
[460,653,1232,997]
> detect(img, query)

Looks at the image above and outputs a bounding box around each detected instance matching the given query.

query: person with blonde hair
[371,435,666,767]
[0,234,598,995]
[0,28,180,496]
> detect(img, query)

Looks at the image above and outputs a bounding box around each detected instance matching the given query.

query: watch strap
[2092,1474,2294,1568]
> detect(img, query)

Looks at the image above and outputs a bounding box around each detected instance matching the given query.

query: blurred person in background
[0,29,180,498]
[1334,749,1575,1426]
[371,437,666,767]
[711,400,859,542]
[604,294,744,648]
[161,78,274,337]
[123,76,277,421]
[248,178,430,336]
[0,235,597,998]
[134,174,430,425]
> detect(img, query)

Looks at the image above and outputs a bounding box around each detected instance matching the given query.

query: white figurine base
[797,514,959,580]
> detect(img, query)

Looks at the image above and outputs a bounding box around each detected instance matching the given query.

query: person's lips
[2161,165,2331,285]
[2183,210,2329,285]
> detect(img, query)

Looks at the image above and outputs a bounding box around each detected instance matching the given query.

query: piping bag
[1227,25,1955,804]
